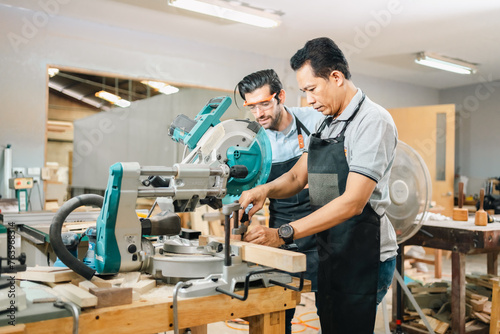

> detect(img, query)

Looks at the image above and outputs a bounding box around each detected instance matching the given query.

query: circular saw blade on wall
[386,140,432,244]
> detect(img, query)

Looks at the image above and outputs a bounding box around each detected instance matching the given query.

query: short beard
[267,107,282,131]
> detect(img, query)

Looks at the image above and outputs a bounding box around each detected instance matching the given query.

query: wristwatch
[278,224,294,245]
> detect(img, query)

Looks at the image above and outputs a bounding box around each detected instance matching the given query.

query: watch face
[279,224,294,239]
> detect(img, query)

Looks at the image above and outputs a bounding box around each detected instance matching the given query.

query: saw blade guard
[172,97,272,204]
[224,124,272,203]
[386,140,432,244]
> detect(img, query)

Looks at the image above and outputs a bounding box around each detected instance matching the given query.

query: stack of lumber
[15,266,157,309]
[404,282,451,334]
[465,274,499,325]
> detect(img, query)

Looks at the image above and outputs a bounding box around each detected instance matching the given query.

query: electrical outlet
[12,167,26,176]
[28,167,41,176]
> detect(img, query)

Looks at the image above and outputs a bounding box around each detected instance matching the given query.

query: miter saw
[50,96,302,300]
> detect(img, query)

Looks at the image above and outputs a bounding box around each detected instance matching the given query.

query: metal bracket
[215,268,304,301]
[53,299,80,334]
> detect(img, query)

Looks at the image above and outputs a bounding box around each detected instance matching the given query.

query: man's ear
[330,70,345,87]
[277,89,286,105]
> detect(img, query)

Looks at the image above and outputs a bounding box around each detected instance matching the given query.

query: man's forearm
[264,153,309,199]
[264,171,306,199]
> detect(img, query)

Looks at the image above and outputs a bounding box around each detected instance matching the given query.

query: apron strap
[336,93,366,138]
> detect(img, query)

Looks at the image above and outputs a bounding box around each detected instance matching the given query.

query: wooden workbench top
[0,278,310,334]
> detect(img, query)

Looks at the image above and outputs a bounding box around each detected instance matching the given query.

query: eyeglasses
[243,93,276,112]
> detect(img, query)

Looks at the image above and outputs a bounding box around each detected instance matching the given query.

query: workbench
[0,278,309,334]
[392,218,500,334]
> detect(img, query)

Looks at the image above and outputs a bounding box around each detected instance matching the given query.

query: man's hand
[243,225,284,247]
[238,185,268,221]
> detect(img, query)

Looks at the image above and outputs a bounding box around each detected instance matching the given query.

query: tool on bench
[475,188,488,226]
[453,181,469,221]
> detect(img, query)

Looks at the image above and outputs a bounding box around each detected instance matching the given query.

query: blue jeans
[377,256,396,305]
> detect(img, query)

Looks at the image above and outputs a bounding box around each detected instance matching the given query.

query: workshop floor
[196,253,499,334]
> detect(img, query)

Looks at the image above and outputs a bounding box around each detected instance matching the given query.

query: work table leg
[246,310,285,334]
[487,252,498,276]
[451,252,466,334]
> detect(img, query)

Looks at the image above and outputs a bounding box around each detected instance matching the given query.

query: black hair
[234,69,282,106]
[290,37,351,80]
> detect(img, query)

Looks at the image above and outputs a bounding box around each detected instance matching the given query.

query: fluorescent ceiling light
[95,91,131,108]
[415,52,477,75]
[141,80,180,95]
[48,68,59,77]
[168,0,281,28]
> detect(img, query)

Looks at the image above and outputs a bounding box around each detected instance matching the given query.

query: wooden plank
[417,316,450,334]
[119,272,141,288]
[410,286,448,294]
[79,280,99,292]
[25,266,70,273]
[130,280,156,294]
[491,279,500,334]
[89,276,113,289]
[208,220,224,237]
[202,236,306,273]
[89,287,132,308]
[0,324,26,334]
[473,311,490,324]
[470,299,486,312]
[16,269,82,283]
[52,284,98,308]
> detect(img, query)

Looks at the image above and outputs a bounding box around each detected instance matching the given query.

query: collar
[268,107,297,138]
[332,88,363,123]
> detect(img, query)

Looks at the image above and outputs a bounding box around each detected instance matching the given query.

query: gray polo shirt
[313,88,399,261]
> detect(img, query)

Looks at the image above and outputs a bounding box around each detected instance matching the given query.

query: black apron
[268,116,318,291]
[308,95,381,333]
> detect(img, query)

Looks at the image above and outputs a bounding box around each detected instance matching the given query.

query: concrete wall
[72,88,243,190]
[353,73,440,108]
[440,79,500,195]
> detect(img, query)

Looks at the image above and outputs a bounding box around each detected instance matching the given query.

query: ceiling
[5,0,500,90]
[70,0,500,90]
[49,71,163,111]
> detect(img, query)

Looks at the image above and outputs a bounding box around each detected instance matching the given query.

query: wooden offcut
[200,236,306,273]
[53,283,98,308]
[130,280,156,294]
[89,287,132,308]
[417,315,450,334]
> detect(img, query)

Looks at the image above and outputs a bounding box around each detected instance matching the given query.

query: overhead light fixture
[167,0,281,28]
[48,68,59,77]
[95,91,131,108]
[141,81,180,95]
[415,52,477,75]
